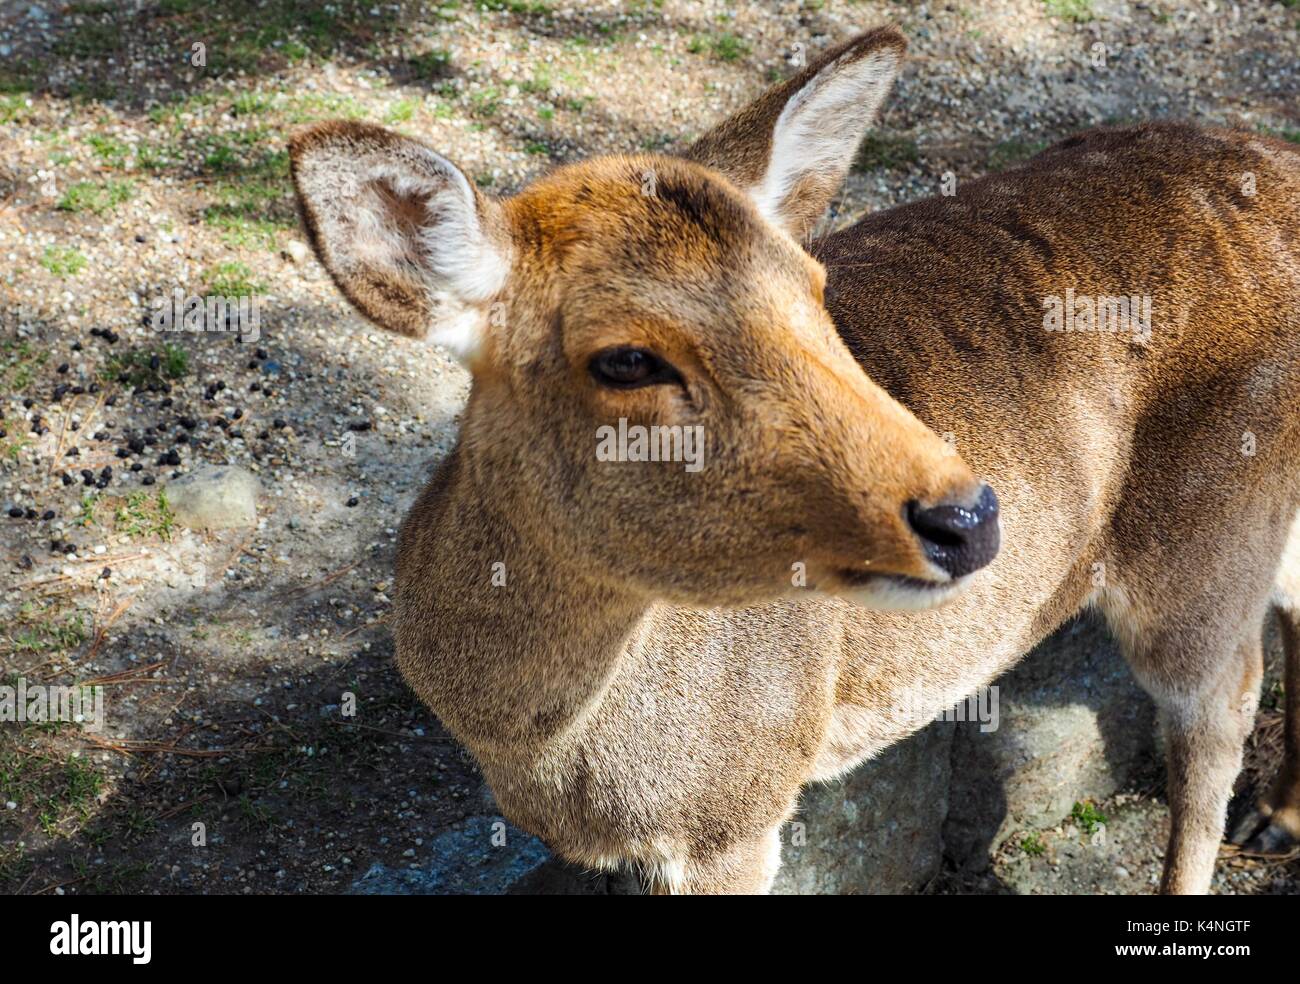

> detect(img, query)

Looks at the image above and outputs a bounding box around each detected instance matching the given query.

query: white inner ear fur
[748,46,901,231]
[308,142,510,364]
[365,158,509,363]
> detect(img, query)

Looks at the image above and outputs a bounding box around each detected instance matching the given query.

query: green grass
[854,133,920,172]
[114,490,176,541]
[284,92,366,123]
[2,436,32,462]
[1071,800,1107,836]
[384,97,419,124]
[56,179,134,215]
[136,140,180,172]
[53,17,125,58]
[0,94,30,124]
[230,91,274,116]
[1044,0,1095,23]
[103,343,190,387]
[87,133,131,168]
[207,213,284,250]
[519,68,552,95]
[688,33,750,62]
[1,339,50,393]
[410,48,452,78]
[1,753,104,839]
[40,246,87,278]
[77,492,99,528]
[1019,832,1046,856]
[469,86,502,118]
[202,148,293,243]
[205,261,264,297]
[477,0,551,13]
[1260,125,1300,145]
[988,138,1049,172]
[7,613,87,655]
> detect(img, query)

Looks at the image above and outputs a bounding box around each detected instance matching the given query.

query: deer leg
[1232,605,1300,855]
[1141,633,1262,895]
[649,826,783,895]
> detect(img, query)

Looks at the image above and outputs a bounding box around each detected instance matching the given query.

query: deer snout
[905,483,1000,578]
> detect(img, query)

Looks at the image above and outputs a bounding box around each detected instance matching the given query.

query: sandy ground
[1,0,1298,895]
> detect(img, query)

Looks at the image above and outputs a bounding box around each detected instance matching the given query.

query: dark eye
[588,347,681,389]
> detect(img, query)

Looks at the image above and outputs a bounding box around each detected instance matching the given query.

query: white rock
[164,465,259,530]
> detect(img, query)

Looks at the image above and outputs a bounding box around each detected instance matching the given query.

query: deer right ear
[685,26,906,241]
[289,121,511,365]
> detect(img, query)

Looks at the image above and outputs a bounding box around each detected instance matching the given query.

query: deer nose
[905,484,1000,579]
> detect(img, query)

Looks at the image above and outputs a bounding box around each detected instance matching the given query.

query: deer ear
[289,121,511,365]
[685,26,906,240]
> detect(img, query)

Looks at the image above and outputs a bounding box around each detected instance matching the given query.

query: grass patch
[1070,800,1107,836]
[853,133,920,172]
[57,179,134,215]
[114,490,176,541]
[40,246,87,278]
[102,343,190,387]
[1043,0,1094,23]
[8,613,87,655]
[77,491,100,527]
[688,33,750,62]
[0,94,30,124]
[207,213,283,250]
[1019,832,1046,856]
[988,138,1049,172]
[53,16,125,59]
[477,0,552,13]
[469,86,502,118]
[1260,125,1300,145]
[87,133,132,168]
[204,261,264,297]
[384,97,419,124]
[284,92,366,123]
[202,149,293,240]
[230,91,274,116]
[410,48,452,79]
[1,339,50,393]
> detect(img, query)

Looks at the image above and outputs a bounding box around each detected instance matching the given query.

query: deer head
[289,26,999,611]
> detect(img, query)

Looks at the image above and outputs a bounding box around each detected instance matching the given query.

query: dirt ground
[2,0,1298,895]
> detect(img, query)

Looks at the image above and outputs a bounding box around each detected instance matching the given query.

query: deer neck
[395,443,648,756]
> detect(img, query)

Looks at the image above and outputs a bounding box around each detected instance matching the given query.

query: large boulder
[942,612,1158,871]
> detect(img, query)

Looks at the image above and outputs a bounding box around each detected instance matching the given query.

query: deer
[288,25,1300,894]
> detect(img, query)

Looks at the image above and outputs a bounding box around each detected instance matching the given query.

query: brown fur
[290,27,1300,893]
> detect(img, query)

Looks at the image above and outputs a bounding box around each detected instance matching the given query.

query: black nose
[905,484,1000,579]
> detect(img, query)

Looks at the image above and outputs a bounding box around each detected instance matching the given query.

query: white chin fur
[838,577,968,612]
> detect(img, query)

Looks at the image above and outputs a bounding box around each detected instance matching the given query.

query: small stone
[164,464,260,529]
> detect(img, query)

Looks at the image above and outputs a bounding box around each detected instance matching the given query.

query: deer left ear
[289,121,512,366]
[685,26,906,240]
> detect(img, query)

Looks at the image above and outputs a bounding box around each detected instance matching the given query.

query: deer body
[291,28,1300,893]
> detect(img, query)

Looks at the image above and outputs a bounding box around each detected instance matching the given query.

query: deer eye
[588,347,681,389]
